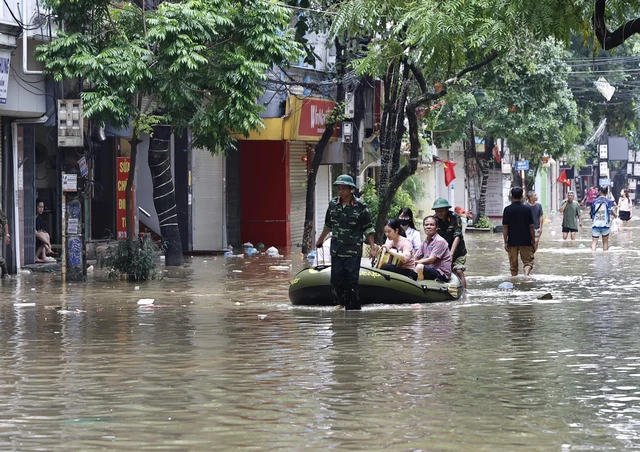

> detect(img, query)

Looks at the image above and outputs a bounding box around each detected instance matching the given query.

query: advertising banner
[116,157,134,239]
[0,49,10,104]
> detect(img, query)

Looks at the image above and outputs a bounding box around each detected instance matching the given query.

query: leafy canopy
[38,0,304,152]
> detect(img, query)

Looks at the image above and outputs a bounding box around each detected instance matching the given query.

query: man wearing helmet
[432,197,468,288]
[316,174,376,310]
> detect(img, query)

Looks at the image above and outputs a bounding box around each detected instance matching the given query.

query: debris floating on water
[137,298,155,305]
[498,282,514,290]
[538,293,553,300]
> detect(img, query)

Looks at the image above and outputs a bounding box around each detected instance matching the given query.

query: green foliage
[37,0,304,152]
[96,236,162,281]
[360,178,416,224]
[473,215,493,229]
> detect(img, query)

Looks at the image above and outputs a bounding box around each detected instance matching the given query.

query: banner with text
[116,157,134,239]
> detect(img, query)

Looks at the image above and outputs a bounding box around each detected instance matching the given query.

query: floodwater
[2,213,640,450]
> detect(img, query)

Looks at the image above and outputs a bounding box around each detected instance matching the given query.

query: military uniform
[322,192,374,310]
[436,211,467,269]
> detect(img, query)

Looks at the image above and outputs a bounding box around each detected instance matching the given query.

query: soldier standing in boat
[316,175,376,310]
[432,198,468,288]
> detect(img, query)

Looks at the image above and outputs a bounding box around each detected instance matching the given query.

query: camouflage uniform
[323,196,375,310]
[435,211,467,271]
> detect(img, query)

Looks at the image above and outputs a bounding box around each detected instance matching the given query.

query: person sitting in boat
[415,216,452,281]
[379,218,418,280]
[397,207,421,252]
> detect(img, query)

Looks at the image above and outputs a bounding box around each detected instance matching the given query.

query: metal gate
[192,148,226,251]
[289,141,307,248]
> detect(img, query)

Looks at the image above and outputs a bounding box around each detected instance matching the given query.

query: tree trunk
[125,137,141,240]
[301,123,337,254]
[300,38,346,255]
[477,160,490,220]
[373,92,421,243]
[148,124,183,266]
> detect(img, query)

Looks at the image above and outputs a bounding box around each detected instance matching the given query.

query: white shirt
[619,197,632,212]
[404,226,422,251]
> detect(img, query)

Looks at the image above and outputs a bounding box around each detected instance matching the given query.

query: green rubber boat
[289,265,464,306]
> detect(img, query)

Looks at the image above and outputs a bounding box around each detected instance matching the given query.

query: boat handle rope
[313,235,331,271]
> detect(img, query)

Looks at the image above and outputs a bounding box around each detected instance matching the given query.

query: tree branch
[594,0,640,50]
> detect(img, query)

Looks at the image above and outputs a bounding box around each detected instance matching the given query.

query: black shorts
[620,211,631,221]
[562,227,578,233]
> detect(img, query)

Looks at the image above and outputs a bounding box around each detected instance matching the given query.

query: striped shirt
[415,233,452,279]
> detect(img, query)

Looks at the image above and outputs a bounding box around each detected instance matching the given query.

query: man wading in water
[316,175,376,310]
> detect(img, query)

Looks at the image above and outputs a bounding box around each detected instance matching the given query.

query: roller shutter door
[289,141,307,248]
[192,148,226,251]
[315,165,330,239]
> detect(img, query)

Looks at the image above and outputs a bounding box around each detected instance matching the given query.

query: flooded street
[2,213,640,450]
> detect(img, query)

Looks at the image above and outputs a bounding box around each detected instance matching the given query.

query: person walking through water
[526,191,544,247]
[502,187,536,276]
[591,186,616,251]
[432,198,468,288]
[618,188,632,228]
[559,191,581,240]
[316,175,376,310]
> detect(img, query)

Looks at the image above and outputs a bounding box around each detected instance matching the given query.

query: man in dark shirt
[432,198,468,288]
[502,187,536,276]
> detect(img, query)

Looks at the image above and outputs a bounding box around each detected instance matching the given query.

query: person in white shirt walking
[618,189,633,227]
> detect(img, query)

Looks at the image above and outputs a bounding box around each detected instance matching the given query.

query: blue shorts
[592,226,610,238]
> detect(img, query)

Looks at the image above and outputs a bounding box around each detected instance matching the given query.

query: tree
[38,0,302,265]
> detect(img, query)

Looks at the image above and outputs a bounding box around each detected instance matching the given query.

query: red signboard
[297,98,339,138]
[116,157,134,239]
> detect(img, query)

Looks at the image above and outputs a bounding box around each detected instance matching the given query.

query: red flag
[443,160,456,186]
[492,145,501,163]
[557,169,571,186]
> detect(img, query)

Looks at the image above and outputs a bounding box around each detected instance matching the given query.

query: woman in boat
[379,218,418,280]
[415,216,452,281]
[397,207,421,252]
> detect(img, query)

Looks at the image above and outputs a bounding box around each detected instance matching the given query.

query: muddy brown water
[1,214,640,450]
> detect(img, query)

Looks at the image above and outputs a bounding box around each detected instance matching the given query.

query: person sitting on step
[35,199,56,263]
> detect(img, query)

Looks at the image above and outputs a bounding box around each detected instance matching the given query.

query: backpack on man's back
[591,197,611,228]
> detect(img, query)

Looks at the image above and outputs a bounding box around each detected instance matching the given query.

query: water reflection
[2,214,640,448]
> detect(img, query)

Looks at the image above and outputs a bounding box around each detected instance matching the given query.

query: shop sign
[297,99,339,138]
[0,49,10,104]
[116,157,134,239]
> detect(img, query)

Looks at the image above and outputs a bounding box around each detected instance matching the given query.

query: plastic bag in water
[266,246,279,257]
[498,282,514,290]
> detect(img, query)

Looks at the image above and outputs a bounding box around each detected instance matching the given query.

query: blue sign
[599,178,611,186]
[515,160,529,171]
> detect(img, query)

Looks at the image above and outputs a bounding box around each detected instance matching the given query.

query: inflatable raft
[289,265,464,306]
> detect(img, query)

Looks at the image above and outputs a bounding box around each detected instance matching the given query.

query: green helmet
[333,174,357,188]
[432,197,452,210]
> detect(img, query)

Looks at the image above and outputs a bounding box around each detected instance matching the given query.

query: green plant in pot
[473,215,493,229]
[96,236,162,281]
